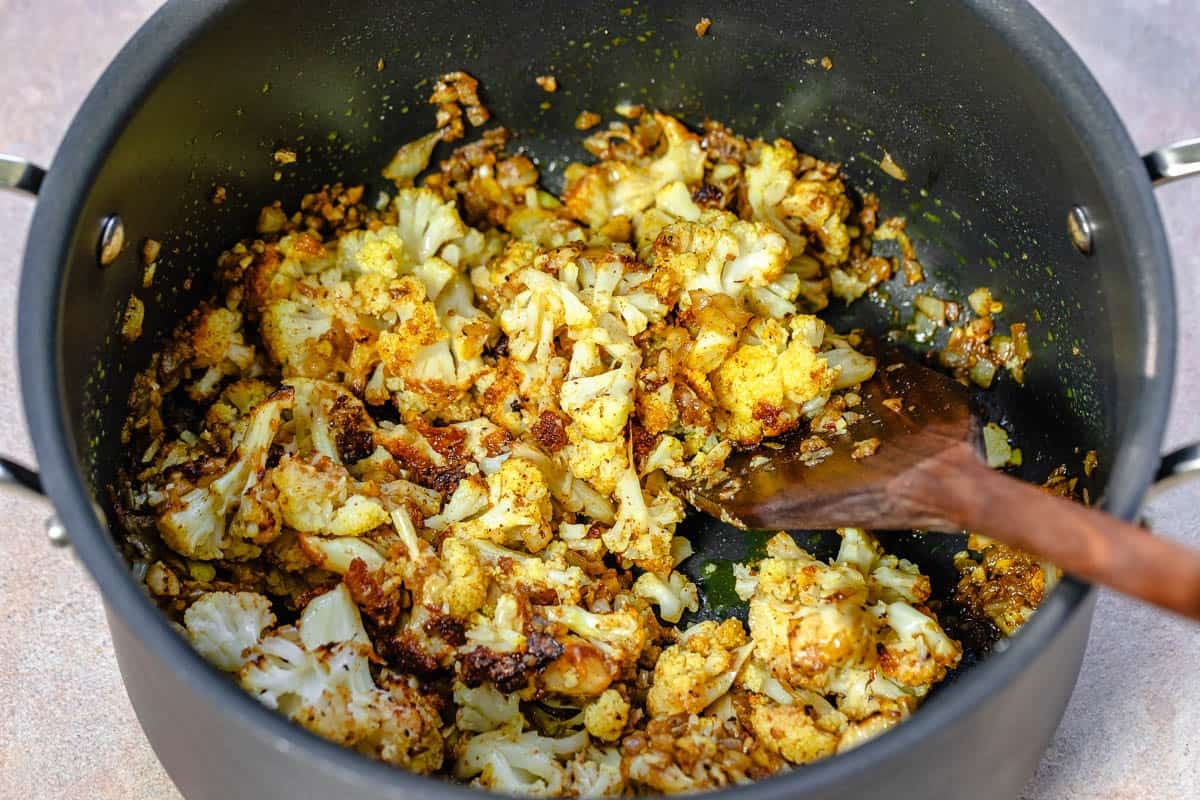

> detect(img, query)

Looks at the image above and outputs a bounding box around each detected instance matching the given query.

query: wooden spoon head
[686,348,980,532]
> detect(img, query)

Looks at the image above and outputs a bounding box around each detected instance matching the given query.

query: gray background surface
[0,2,1196,798]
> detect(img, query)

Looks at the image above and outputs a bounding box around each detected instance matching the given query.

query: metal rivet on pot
[45,515,70,548]
[1067,206,1094,255]
[97,213,125,266]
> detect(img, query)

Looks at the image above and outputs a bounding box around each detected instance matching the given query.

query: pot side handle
[1144,138,1200,186]
[0,154,46,196]
[1142,140,1200,504]
[1,155,49,498]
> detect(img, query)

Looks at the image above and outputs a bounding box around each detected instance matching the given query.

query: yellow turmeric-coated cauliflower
[646,618,751,716]
[124,100,977,795]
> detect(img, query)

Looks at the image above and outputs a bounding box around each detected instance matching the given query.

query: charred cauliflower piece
[239,584,444,773]
[156,389,293,560]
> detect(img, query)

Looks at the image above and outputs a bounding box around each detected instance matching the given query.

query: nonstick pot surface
[19,1,1175,798]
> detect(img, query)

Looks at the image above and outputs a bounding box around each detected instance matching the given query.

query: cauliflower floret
[454,457,554,553]
[563,429,629,497]
[745,139,851,267]
[602,465,685,574]
[426,474,490,530]
[271,455,389,537]
[632,570,699,624]
[646,618,751,716]
[746,694,839,764]
[541,605,647,669]
[391,187,469,267]
[261,298,336,378]
[563,113,704,231]
[652,211,789,303]
[566,747,625,797]
[184,591,276,672]
[435,535,490,617]
[836,528,930,605]
[455,681,522,732]
[878,602,962,687]
[239,584,444,773]
[710,316,837,445]
[157,389,293,560]
[455,721,589,797]
[187,306,256,401]
[744,533,874,691]
[297,534,385,574]
[468,538,589,606]
[583,689,630,743]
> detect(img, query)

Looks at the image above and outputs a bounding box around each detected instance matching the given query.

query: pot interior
[45,0,1161,741]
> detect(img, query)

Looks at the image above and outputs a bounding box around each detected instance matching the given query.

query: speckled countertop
[1,2,1197,798]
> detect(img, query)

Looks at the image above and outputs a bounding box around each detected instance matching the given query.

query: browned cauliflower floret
[954,533,1059,635]
[156,389,293,560]
[739,532,961,741]
[646,619,751,717]
[270,454,389,537]
[710,316,835,446]
[746,694,839,764]
[186,306,257,401]
[583,688,630,742]
[453,457,554,553]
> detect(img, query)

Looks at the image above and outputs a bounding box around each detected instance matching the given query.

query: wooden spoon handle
[927,456,1200,620]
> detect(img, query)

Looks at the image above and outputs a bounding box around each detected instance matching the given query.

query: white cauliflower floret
[646,618,752,717]
[455,681,522,732]
[836,528,931,605]
[184,591,276,672]
[559,315,640,442]
[455,721,589,797]
[633,570,699,623]
[157,389,292,560]
[391,187,469,267]
[464,592,530,653]
[566,747,625,797]
[297,534,385,574]
[239,584,444,773]
[426,474,490,530]
[499,267,593,365]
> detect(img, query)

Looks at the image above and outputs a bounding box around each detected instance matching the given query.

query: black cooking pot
[4,1,1199,798]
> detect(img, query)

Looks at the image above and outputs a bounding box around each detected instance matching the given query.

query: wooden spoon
[685,347,1200,620]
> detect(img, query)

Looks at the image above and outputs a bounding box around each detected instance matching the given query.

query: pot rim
[18,0,1175,796]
